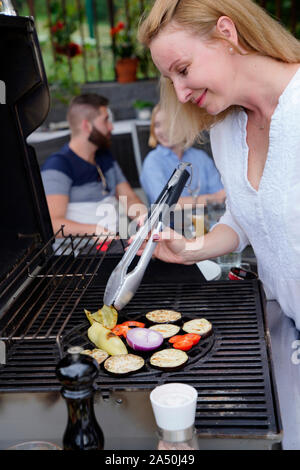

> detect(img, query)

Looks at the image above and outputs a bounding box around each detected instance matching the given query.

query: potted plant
[49,1,82,59]
[110,22,138,83]
[46,1,82,105]
[133,100,154,120]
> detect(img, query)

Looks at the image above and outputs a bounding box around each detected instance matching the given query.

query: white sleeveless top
[210,67,300,329]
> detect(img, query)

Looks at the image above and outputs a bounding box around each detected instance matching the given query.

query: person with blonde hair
[138,0,300,328]
[140,103,225,206]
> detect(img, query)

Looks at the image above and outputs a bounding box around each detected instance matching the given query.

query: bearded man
[41,94,146,240]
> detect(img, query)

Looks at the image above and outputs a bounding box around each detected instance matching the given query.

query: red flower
[54,43,65,54]
[54,42,82,57]
[110,26,118,36]
[56,21,64,30]
[110,21,125,36]
[117,21,125,31]
[68,42,82,57]
[51,20,64,33]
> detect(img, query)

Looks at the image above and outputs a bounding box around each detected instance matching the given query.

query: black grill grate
[0,277,281,439]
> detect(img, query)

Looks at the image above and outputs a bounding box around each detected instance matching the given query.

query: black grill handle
[164,167,190,208]
[152,165,190,209]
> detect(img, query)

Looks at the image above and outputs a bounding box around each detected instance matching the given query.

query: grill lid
[0,15,52,284]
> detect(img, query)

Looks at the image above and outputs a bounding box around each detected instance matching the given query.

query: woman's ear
[216,16,238,46]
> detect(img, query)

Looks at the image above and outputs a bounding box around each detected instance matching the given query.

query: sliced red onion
[126,327,163,352]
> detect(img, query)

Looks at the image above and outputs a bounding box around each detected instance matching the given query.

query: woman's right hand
[129,223,239,266]
[136,226,202,265]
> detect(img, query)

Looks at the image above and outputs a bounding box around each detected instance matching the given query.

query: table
[27,129,70,143]
[26,120,150,142]
[27,119,150,177]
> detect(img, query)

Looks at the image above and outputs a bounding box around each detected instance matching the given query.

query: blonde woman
[140,104,225,206]
[138,0,300,328]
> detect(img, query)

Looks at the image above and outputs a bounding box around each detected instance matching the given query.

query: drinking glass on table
[187,166,201,201]
[187,168,205,237]
[7,441,62,450]
[206,200,241,278]
[206,199,226,230]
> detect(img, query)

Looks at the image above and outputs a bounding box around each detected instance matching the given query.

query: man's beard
[88,126,111,150]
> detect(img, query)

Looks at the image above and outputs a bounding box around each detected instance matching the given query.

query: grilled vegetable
[88,322,128,356]
[104,354,145,375]
[112,325,130,337]
[149,324,180,339]
[173,338,194,351]
[126,327,163,352]
[169,333,201,346]
[184,333,201,345]
[81,348,109,365]
[85,309,101,325]
[150,348,188,371]
[121,321,145,328]
[168,335,186,344]
[84,304,118,329]
[182,318,213,338]
[145,309,182,324]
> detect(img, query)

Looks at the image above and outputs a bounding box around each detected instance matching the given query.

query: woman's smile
[195,89,208,107]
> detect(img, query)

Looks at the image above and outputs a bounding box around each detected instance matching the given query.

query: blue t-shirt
[140,145,224,204]
[41,144,127,202]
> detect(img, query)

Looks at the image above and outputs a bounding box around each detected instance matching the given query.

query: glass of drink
[206,200,226,230]
[216,252,242,279]
[7,441,62,450]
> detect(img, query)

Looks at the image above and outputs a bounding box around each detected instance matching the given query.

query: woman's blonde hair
[148,104,161,148]
[138,0,300,146]
[148,103,186,148]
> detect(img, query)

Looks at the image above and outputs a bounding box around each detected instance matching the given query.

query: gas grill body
[0,251,283,450]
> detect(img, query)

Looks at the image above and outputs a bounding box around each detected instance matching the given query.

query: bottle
[0,0,17,15]
[56,346,104,450]
[150,383,199,450]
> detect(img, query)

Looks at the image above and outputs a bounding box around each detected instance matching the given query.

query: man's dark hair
[69,93,109,109]
[67,93,109,134]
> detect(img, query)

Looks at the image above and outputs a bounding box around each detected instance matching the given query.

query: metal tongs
[103,162,191,310]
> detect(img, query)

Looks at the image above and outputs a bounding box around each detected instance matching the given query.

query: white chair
[130,120,151,176]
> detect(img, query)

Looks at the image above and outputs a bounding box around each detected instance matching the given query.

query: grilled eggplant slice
[182,318,213,338]
[81,348,109,365]
[104,354,145,375]
[149,324,180,339]
[150,348,188,371]
[145,309,182,324]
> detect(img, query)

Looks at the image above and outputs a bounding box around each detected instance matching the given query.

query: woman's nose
[173,81,192,104]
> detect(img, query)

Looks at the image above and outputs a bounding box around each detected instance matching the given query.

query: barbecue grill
[0,14,283,450]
